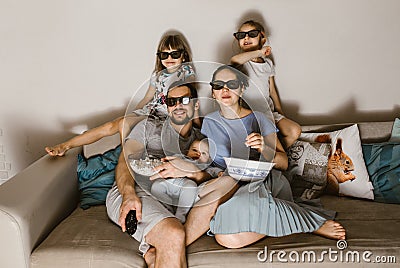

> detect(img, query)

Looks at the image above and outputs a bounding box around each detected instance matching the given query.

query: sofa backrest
[301,121,393,143]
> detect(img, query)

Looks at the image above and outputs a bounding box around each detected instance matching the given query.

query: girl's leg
[45,116,123,156]
[45,114,145,156]
[118,114,146,141]
[276,117,301,149]
[175,179,198,223]
[151,179,174,205]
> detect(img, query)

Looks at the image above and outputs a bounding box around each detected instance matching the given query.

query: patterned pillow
[362,142,400,204]
[300,124,374,199]
[284,140,330,200]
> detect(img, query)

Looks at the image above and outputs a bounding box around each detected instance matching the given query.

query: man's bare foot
[313,220,346,240]
[144,247,156,268]
[45,144,69,156]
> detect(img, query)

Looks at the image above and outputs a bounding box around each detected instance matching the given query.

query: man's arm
[115,139,145,231]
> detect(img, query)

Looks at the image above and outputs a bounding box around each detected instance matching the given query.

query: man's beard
[170,108,193,125]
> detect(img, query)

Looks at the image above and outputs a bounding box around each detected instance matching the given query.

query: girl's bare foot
[313,220,346,240]
[45,144,69,156]
[144,247,156,268]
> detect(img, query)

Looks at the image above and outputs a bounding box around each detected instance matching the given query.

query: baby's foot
[144,247,156,268]
[45,144,69,156]
[313,220,346,240]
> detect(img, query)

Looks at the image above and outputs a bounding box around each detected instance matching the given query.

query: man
[106,82,237,267]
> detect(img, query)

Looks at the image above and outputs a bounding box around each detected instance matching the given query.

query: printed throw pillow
[362,142,400,204]
[300,124,374,199]
[389,118,400,142]
[284,140,331,200]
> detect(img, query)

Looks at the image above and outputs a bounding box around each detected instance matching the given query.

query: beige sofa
[1,121,399,267]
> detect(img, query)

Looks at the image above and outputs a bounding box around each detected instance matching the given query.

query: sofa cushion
[30,206,145,268]
[362,142,400,204]
[31,198,400,267]
[284,140,330,200]
[77,145,121,209]
[300,124,373,199]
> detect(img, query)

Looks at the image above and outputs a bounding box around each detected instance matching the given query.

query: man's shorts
[106,182,175,255]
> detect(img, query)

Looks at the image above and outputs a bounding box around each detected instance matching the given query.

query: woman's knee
[215,232,266,249]
[215,234,245,249]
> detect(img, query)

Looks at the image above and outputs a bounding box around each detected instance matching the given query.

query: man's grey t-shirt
[126,117,204,191]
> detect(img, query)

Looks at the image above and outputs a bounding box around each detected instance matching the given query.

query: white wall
[0,0,399,180]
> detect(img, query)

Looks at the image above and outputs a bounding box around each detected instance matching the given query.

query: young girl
[230,20,301,149]
[45,33,196,156]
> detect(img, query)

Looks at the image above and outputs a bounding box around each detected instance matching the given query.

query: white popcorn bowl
[223,157,275,182]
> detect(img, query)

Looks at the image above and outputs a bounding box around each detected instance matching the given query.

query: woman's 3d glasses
[210,80,241,90]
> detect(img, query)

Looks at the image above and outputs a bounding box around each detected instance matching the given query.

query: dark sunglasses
[210,80,241,90]
[233,30,261,40]
[157,50,184,60]
[165,96,191,107]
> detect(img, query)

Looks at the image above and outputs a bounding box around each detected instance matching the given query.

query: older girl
[46,33,195,156]
[231,20,301,149]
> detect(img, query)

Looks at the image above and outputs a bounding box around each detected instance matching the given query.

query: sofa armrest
[0,148,81,268]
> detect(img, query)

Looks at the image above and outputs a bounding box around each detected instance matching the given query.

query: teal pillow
[77,145,121,209]
[362,142,400,204]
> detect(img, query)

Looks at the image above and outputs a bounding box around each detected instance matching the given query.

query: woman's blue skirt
[209,170,335,237]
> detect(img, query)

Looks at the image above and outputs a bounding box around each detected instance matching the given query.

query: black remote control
[125,210,138,236]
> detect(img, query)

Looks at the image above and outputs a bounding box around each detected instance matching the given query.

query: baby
[150,138,213,223]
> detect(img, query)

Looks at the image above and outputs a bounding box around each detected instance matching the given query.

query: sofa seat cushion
[320,195,400,257]
[30,206,145,268]
[31,197,400,267]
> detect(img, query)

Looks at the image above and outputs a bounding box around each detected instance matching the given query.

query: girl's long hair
[155,34,193,72]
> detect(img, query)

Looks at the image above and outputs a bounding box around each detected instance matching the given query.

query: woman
[201,65,346,248]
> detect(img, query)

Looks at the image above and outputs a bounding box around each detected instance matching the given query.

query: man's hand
[118,193,142,232]
[150,156,200,180]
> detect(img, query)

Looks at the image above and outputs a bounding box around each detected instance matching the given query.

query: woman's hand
[245,133,265,152]
[245,132,276,162]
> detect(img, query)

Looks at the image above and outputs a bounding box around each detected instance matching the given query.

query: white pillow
[300,124,374,200]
